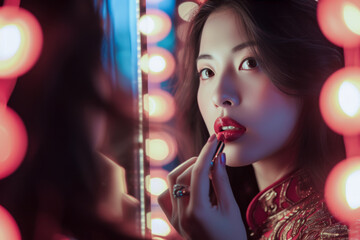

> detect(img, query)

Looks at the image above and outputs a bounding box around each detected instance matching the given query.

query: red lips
[214,117,246,143]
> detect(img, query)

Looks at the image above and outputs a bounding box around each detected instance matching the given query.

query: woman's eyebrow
[196,41,256,63]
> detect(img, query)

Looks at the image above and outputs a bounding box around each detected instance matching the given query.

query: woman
[0,0,139,239]
[159,0,348,239]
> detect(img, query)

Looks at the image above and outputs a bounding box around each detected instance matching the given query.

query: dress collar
[246,169,315,231]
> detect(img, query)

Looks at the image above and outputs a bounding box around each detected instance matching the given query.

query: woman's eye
[199,68,214,80]
[239,57,258,70]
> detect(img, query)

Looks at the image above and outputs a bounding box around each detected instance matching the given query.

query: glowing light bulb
[139,9,171,43]
[317,0,360,47]
[150,177,168,196]
[152,218,171,236]
[338,81,360,117]
[0,24,21,61]
[146,131,178,165]
[320,67,360,135]
[140,54,149,73]
[147,138,169,161]
[0,107,28,179]
[343,3,360,35]
[0,206,21,240]
[149,55,166,73]
[178,2,199,22]
[147,47,175,83]
[139,15,155,35]
[0,6,43,78]
[148,95,156,116]
[346,170,360,209]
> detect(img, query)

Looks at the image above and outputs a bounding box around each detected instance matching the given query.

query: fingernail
[207,134,216,143]
[220,153,226,166]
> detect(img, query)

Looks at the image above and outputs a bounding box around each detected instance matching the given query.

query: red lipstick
[214,117,246,143]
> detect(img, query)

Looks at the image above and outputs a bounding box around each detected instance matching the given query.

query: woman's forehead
[199,8,249,54]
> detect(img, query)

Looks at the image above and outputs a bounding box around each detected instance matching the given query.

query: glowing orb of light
[343,2,360,36]
[144,89,175,122]
[0,205,21,240]
[152,218,171,237]
[317,0,360,47]
[345,170,360,209]
[319,67,360,135]
[146,169,169,200]
[139,15,155,35]
[0,24,21,61]
[178,2,199,22]
[148,138,169,161]
[0,107,28,179]
[149,55,166,73]
[140,54,149,73]
[0,6,43,78]
[139,9,171,43]
[150,177,168,196]
[146,131,177,166]
[338,81,360,117]
[325,157,360,223]
[147,47,175,83]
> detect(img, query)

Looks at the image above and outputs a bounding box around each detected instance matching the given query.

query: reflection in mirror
[141,0,191,239]
[0,0,149,239]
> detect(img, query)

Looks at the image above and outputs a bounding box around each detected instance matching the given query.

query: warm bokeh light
[319,67,360,135]
[140,54,149,73]
[317,0,360,47]
[147,138,169,161]
[0,205,21,240]
[152,218,171,237]
[146,131,178,166]
[149,208,180,238]
[343,2,360,36]
[178,2,199,22]
[144,89,175,122]
[150,177,168,196]
[0,6,43,78]
[147,47,175,83]
[338,81,360,117]
[149,55,166,73]
[139,9,171,43]
[0,24,21,61]
[325,157,360,223]
[346,170,360,209]
[146,169,169,201]
[0,107,27,179]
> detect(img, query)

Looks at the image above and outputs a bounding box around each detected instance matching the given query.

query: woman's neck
[252,148,298,191]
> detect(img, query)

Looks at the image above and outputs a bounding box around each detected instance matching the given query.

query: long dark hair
[0,0,137,239]
[176,0,345,192]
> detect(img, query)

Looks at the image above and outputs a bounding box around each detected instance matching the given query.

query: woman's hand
[158,134,247,240]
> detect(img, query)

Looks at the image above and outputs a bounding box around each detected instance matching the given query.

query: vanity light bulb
[0,107,27,179]
[319,67,360,135]
[325,157,360,223]
[0,6,43,78]
[317,0,360,47]
[0,206,21,240]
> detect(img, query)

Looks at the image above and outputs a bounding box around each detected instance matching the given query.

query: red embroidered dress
[246,169,348,239]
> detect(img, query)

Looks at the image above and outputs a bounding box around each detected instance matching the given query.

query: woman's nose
[211,73,240,108]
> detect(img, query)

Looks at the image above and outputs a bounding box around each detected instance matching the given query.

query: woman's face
[197,8,301,166]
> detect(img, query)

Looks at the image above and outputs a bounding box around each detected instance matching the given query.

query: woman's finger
[211,153,238,212]
[190,134,219,208]
[158,157,196,225]
[158,190,173,221]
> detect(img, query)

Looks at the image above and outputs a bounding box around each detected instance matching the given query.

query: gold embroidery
[259,189,278,214]
[249,170,349,240]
